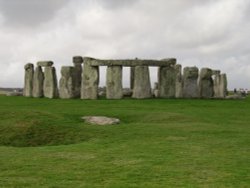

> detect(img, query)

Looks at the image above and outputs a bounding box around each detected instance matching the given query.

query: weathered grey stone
[132,66,152,99]
[59,66,74,99]
[6,92,23,96]
[81,116,120,125]
[183,67,199,98]
[72,56,83,98]
[84,57,176,67]
[212,70,221,76]
[226,94,244,100]
[175,64,183,98]
[130,66,135,90]
[158,66,176,98]
[214,73,227,98]
[73,56,83,64]
[81,61,99,99]
[43,67,59,99]
[123,88,133,97]
[32,66,44,98]
[23,63,34,97]
[198,68,214,98]
[106,66,123,99]
[37,61,53,67]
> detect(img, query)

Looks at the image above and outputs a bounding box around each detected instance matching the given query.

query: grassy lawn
[0,96,249,187]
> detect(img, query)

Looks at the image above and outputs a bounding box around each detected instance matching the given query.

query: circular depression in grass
[0,120,90,147]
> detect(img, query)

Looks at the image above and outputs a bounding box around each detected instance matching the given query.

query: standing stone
[73,56,83,98]
[106,66,123,99]
[33,66,44,98]
[158,65,176,98]
[198,68,214,98]
[23,63,34,97]
[132,66,152,99]
[59,66,74,99]
[214,73,227,98]
[183,67,199,98]
[130,66,135,90]
[43,66,59,99]
[81,62,99,99]
[175,64,183,98]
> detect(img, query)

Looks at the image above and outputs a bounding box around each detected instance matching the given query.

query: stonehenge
[23,56,229,100]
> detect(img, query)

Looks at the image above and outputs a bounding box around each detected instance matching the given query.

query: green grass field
[0,95,249,187]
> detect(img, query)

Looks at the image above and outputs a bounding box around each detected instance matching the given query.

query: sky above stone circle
[0,0,249,89]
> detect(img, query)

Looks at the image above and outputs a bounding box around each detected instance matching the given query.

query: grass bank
[0,96,249,187]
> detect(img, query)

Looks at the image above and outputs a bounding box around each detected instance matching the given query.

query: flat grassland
[0,96,249,187]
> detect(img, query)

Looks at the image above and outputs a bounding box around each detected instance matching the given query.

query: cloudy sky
[0,0,249,89]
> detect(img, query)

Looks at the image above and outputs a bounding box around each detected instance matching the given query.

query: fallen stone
[81,116,120,125]
[123,88,133,97]
[226,94,245,100]
[6,92,23,96]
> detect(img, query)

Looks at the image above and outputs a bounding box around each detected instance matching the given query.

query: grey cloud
[0,0,68,27]
[96,0,139,9]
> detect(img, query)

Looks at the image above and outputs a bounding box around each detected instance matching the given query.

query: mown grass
[0,96,249,187]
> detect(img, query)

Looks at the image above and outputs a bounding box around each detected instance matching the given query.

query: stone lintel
[37,61,54,67]
[83,57,176,67]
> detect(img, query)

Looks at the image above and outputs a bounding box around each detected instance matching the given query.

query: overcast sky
[0,0,249,89]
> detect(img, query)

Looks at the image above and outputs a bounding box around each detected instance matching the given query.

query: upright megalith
[59,66,74,99]
[130,66,135,90]
[106,66,123,99]
[175,64,183,98]
[81,58,99,99]
[214,73,227,98]
[158,65,176,98]
[198,68,214,98]
[132,66,152,99]
[183,67,199,98]
[43,66,59,99]
[23,63,34,97]
[32,66,44,98]
[73,56,83,98]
